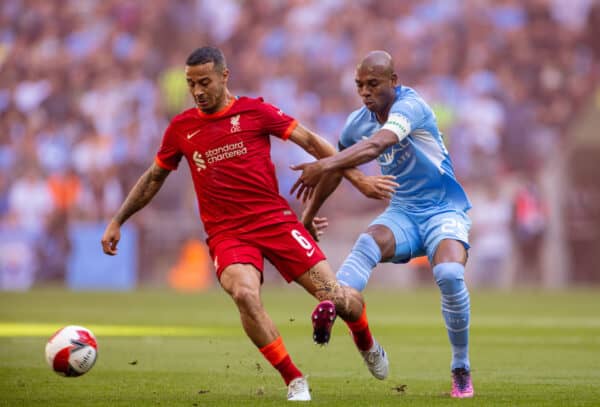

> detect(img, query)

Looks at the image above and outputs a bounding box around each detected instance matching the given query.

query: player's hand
[303,216,329,241]
[101,220,121,256]
[290,160,326,202]
[355,175,399,200]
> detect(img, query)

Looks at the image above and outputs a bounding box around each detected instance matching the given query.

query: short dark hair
[186,46,226,71]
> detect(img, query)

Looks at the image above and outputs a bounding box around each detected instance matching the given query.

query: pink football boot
[311,300,336,345]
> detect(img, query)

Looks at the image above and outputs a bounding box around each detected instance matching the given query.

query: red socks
[259,336,302,385]
[345,305,374,351]
[259,306,373,385]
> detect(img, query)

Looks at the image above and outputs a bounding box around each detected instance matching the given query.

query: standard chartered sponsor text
[205,141,247,164]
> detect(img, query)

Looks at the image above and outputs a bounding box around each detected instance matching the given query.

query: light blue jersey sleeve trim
[339,109,363,149]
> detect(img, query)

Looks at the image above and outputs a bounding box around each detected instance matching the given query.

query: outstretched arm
[343,167,398,201]
[288,125,397,236]
[101,162,171,255]
[323,129,399,170]
[288,124,397,196]
[291,129,399,201]
[300,169,343,239]
[287,123,338,159]
[301,167,398,233]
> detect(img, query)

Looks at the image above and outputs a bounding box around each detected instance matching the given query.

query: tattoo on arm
[113,163,170,225]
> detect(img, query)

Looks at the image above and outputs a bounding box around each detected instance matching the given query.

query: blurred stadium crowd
[1,0,599,289]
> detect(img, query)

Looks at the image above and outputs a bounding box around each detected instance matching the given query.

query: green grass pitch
[1,288,599,406]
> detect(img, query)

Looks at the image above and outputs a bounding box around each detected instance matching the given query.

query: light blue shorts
[369,206,471,264]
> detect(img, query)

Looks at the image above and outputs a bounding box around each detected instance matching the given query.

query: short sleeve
[338,126,353,151]
[257,101,297,140]
[338,110,361,150]
[155,122,183,171]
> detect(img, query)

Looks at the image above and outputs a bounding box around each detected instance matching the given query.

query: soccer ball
[45,325,98,377]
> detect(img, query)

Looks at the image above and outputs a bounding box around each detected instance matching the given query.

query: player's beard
[197,88,226,113]
[195,95,210,111]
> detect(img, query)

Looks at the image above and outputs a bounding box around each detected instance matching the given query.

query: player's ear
[221,68,230,83]
[391,72,398,86]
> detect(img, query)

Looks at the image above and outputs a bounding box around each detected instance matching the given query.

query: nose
[358,85,370,98]
[192,84,204,97]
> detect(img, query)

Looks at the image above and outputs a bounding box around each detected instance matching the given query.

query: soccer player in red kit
[101,46,398,401]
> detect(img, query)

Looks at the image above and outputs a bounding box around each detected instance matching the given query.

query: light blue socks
[433,262,471,371]
[337,237,471,371]
[336,233,381,292]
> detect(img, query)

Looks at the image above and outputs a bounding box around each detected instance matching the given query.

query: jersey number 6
[291,229,313,250]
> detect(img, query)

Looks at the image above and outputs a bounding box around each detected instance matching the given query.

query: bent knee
[366,226,395,259]
[432,262,465,293]
[228,285,260,308]
[432,239,467,265]
[332,286,363,320]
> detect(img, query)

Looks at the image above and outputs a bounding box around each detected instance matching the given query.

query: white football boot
[287,376,311,401]
[360,338,389,380]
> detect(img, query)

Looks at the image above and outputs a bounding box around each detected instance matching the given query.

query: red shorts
[208,221,326,283]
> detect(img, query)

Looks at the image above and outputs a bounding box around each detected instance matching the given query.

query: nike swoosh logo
[187,129,201,139]
[306,248,315,257]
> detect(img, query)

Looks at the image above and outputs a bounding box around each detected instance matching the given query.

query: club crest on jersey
[230,115,241,133]
[193,151,206,171]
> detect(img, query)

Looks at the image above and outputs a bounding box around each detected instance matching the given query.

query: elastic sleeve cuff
[281,120,298,140]
[155,156,176,171]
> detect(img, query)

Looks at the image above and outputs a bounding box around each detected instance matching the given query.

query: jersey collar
[197,96,236,119]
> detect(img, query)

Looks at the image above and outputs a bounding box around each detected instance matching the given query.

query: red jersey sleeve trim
[197,97,236,119]
[155,156,176,171]
[282,120,298,141]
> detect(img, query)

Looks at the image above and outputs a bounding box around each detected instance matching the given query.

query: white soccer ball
[45,325,98,377]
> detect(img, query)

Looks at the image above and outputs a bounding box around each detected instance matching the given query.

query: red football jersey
[155,96,299,243]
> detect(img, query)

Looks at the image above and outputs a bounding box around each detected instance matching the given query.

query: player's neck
[200,92,235,115]
[375,105,392,124]
[214,92,234,110]
[375,90,396,123]
[220,91,234,108]
[375,92,396,123]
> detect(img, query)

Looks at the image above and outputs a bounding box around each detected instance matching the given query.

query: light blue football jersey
[340,85,471,214]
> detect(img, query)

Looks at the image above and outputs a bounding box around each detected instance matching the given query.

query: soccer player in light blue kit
[291,50,474,398]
